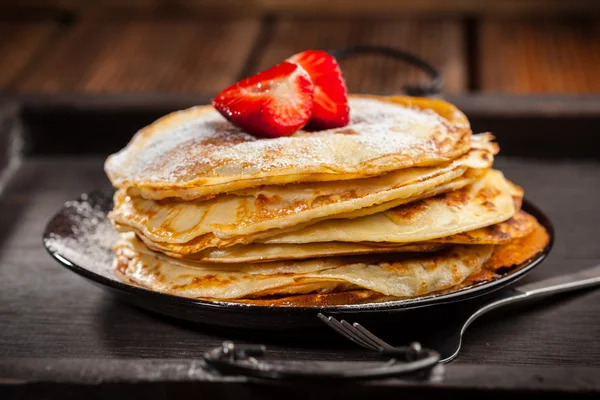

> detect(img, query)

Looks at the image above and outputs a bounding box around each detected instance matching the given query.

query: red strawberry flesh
[287,50,349,129]
[212,62,314,138]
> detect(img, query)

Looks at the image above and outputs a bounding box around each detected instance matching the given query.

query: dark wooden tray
[1,94,599,399]
[5,93,600,157]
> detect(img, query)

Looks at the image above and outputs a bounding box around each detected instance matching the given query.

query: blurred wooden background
[1,0,600,95]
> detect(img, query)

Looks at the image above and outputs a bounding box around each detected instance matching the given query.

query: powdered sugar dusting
[105,97,461,187]
[44,193,118,277]
[346,98,448,153]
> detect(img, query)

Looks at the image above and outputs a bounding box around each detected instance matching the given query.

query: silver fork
[317,313,431,359]
[318,313,397,353]
[319,263,600,363]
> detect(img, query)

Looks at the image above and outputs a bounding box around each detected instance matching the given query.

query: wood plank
[0,102,20,197]
[4,0,600,16]
[17,16,261,94]
[257,0,600,16]
[12,93,600,157]
[1,359,600,395]
[0,21,58,90]
[479,18,600,93]
[256,17,466,94]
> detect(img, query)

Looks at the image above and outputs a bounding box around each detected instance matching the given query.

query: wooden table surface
[1,12,600,95]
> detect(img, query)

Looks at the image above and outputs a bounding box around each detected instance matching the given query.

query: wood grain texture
[17,16,261,93]
[257,0,600,16]
[14,94,600,158]
[1,360,599,395]
[0,21,57,90]
[256,17,466,94]
[0,102,19,195]
[4,0,600,16]
[479,18,600,93]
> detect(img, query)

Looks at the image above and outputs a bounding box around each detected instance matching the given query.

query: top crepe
[104,95,472,200]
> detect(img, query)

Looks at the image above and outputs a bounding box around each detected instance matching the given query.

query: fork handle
[514,263,600,297]
[463,264,600,332]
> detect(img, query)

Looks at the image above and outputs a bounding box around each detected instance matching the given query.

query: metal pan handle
[327,45,443,96]
[203,341,442,382]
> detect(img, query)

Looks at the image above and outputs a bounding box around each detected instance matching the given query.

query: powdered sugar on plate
[44,191,119,279]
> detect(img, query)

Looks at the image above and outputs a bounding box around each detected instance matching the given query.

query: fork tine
[340,320,383,352]
[329,317,379,351]
[318,315,363,347]
[352,322,395,350]
[328,317,380,352]
[317,314,357,344]
[317,314,379,352]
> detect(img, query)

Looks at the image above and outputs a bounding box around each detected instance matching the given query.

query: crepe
[114,232,494,300]
[263,169,522,245]
[113,173,477,255]
[483,219,551,271]
[143,211,536,263]
[108,135,495,247]
[104,95,472,201]
[231,221,551,307]
[113,167,514,256]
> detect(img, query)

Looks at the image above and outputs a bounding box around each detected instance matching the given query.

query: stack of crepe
[104,95,550,306]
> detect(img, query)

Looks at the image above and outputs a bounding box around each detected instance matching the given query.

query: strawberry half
[287,50,349,129]
[212,61,314,138]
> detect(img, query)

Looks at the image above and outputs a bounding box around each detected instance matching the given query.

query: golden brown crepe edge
[231,220,551,307]
[112,219,550,307]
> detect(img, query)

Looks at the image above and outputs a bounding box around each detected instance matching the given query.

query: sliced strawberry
[212,62,314,138]
[287,50,349,129]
